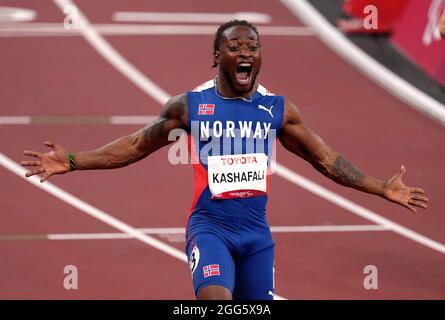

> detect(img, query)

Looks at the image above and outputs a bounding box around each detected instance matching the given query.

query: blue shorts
[186,233,275,300]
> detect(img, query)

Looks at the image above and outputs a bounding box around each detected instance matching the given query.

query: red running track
[0,0,444,299]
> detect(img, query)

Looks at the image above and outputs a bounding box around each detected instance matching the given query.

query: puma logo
[258,104,274,118]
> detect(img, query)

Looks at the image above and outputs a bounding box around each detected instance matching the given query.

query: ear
[214,51,220,66]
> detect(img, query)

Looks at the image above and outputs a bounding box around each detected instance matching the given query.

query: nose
[239,45,252,58]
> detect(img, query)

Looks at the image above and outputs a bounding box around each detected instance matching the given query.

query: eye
[228,45,239,52]
[249,45,259,52]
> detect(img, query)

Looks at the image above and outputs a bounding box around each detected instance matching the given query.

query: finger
[410,187,425,194]
[25,168,44,177]
[44,141,55,149]
[408,199,428,209]
[20,160,41,167]
[23,150,42,158]
[40,172,52,183]
[405,204,417,213]
[399,165,406,177]
[410,194,429,202]
[25,171,34,177]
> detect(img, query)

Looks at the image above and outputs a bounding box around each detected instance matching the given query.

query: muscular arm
[74,94,188,170]
[278,99,429,213]
[279,99,385,196]
[21,94,189,181]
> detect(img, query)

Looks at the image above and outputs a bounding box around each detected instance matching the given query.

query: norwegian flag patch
[203,264,220,278]
[198,104,215,115]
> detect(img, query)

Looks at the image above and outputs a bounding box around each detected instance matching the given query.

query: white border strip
[280,0,445,126]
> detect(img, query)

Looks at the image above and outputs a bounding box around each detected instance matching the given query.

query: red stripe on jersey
[186,135,209,230]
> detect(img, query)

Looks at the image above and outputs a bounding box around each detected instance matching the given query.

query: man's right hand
[21,141,70,182]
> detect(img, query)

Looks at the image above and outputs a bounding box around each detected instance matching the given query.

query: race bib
[207,153,268,199]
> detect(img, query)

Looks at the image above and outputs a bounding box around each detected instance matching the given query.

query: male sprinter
[21,21,428,300]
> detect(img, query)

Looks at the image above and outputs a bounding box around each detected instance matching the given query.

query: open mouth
[235,62,252,86]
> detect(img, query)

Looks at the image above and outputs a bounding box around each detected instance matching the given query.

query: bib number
[207,153,268,199]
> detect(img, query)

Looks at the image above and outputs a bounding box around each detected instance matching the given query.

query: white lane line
[53,0,171,105]
[280,0,445,126]
[0,152,187,263]
[42,225,393,240]
[0,23,313,37]
[0,116,157,125]
[95,24,312,36]
[0,7,36,22]
[110,116,157,125]
[113,11,272,24]
[138,227,185,234]
[270,225,389,233]
[274,162,445,255]
[0,116,30,124]
[50,0,445,257]
[49,233,131,240]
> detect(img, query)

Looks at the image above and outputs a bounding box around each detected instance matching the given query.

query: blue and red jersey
[185,79,284,250]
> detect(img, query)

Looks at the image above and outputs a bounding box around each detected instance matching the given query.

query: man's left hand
[383,166,429,213]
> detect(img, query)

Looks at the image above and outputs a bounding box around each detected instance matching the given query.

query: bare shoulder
[282,98,303,126]
[160,93,188,130]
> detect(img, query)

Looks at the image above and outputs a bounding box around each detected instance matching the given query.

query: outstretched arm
[278,99,428,213]
[21,94,188,182]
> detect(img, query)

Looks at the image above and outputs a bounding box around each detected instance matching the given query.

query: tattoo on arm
[138,93,188,154]
[330,155,365,187]
[142,118,168,143]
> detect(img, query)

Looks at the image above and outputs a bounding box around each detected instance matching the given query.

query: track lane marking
[112,11,272,24]
[0,225,391,241]
[0,23,313,37]
[0,116,157,125]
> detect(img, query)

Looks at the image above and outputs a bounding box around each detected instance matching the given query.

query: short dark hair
[212,20,259,68]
